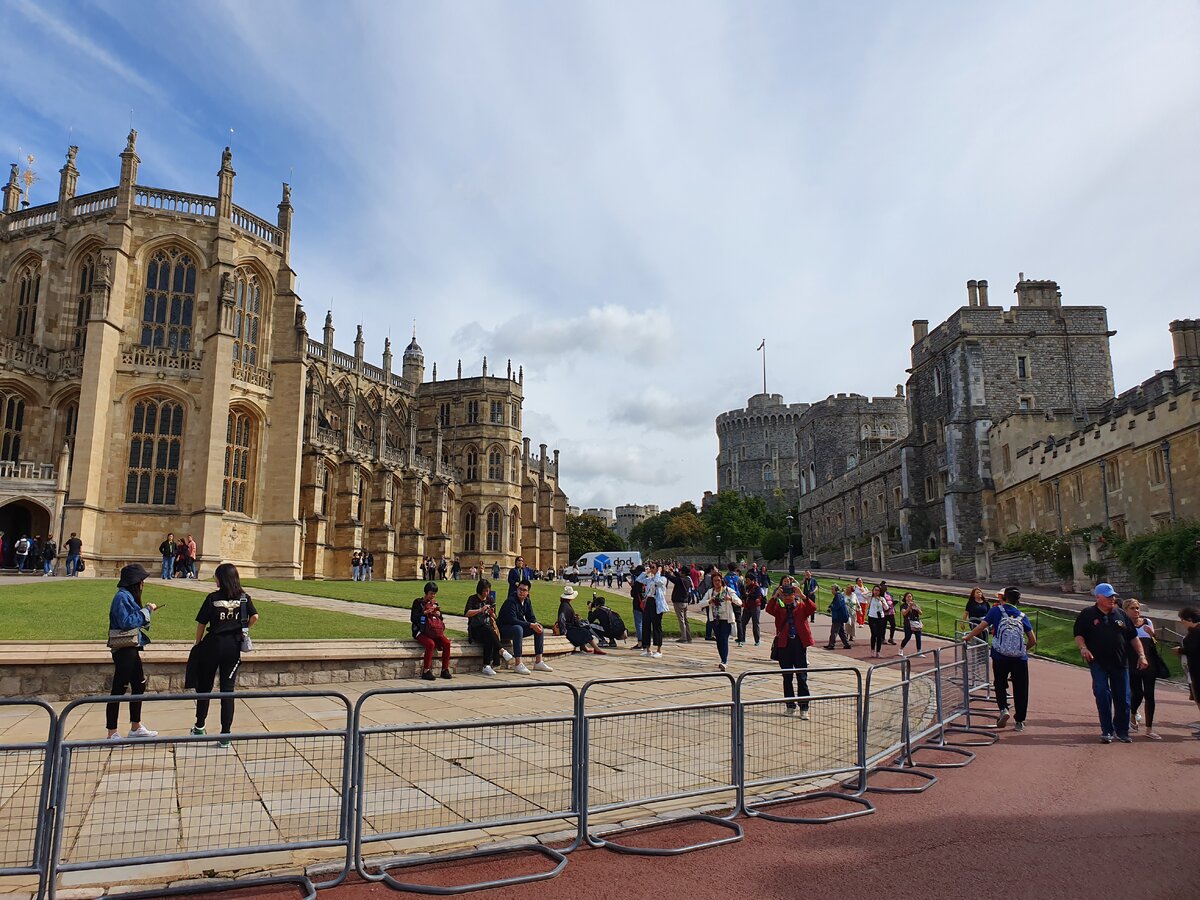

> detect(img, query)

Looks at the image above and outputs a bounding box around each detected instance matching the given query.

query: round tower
[403,330,424,384]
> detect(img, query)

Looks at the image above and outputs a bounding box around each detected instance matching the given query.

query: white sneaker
[784,707,796,716]
[651,651,662,659]
[641,650,651,657]
[500,649,514,662]
[800,711,810,721]
[107,732,123,741]
[898,649,905,658]
[533,661,553,672]
[127,725,157,738]
[996,708,1011,729]
[514,663,531,675]
[482,665,496,677]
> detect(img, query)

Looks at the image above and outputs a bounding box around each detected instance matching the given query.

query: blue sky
[5,0,1198,509]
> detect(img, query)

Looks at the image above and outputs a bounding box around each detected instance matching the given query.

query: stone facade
[0,137,567,579]
[990,321,1199,539]
[715,393,807,507]
[614,503,658,540]
[583,507,615,527]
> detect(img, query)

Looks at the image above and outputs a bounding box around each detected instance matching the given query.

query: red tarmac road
[195,646,1200,900]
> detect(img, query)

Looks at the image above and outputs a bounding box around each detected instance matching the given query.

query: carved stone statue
[219,272,233,302]
[222,146,232,168]
[98,255,112,284]
[125,130,138,153]
[282,182,291,204]
[66,146,78,165]
[295,304,307,330]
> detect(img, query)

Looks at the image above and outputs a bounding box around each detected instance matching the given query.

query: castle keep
[716,277,1197,566]
[0,136,568,578]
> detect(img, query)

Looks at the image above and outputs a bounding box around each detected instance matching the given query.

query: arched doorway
[0,499,52,568]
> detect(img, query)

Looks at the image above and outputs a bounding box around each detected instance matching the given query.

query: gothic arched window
[1,390,25,462]
[13,261,40,340]
[487,446,503,480]
[74,252,96,349]
[142,247,196,352]
[465,447,478,481]
[232,267,263,366]
[486,507,501,552]
[463,507,478,553]
[125,396,184,505]
[223,409,257,514]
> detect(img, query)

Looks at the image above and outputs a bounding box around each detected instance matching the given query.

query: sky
[5,0,1198,511]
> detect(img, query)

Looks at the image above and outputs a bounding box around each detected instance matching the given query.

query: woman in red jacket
[765,575,818,719]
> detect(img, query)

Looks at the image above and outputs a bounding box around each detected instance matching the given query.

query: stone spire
[217,145,235,219]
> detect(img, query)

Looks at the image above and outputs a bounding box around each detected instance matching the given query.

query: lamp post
[716,533,722,567]
[1162,440,1176,524]
[786,513,796,576]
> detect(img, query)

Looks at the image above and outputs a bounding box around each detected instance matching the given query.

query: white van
[568,551,642,578]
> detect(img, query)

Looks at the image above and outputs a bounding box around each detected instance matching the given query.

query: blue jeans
[632,606,643,643]
[43,559,53,575]
[66,555,81,576]
[503,623,544,660]
[352,565,362,581]
[161,556,174,580]
[1089,664,1131,737]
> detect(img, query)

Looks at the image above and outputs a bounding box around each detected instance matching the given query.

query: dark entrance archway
[0,499,52,568]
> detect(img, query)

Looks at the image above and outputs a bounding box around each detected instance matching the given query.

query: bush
[1000,530,1073,580]
[917,550,941,565]
[1082,560,1107,583]
[1114,520,1200,596]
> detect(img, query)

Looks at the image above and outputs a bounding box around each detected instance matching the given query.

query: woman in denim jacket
[106,564,161,740]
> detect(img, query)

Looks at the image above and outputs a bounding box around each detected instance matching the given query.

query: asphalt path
[192,650,1200,900]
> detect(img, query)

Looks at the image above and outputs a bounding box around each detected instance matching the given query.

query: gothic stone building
[715,393,808,507]
[0,136,567,579]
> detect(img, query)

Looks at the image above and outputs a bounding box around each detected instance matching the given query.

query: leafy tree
[664,512,711,548]
[759,529,789,562]
[567,514,625,559]
[701,491,768,550]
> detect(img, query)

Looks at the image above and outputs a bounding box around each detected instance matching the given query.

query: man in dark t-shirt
[1073,582,1147,744]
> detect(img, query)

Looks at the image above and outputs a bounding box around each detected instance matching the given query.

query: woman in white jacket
[867,586,888,658]
[703,577,743,672]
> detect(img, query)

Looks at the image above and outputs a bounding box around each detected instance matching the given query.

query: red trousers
[417,633,451,671]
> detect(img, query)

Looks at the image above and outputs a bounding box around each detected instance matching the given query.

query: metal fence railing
[45,691,354,900]
[352,681,579,894]
[578,672,743,854]
[7,637,1019,899]
[735,667,873,823]
[0,700,57,900]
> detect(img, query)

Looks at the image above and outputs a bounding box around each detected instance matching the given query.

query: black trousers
[777,639,810,710]
[641,607,663,649]
[1130,668,1157,729]
[194,634,242,734]
[106,647,146,730]
[885,613,897,641]
[991,655,1029,723]
[471,624,502,667]
[868,617,887,653]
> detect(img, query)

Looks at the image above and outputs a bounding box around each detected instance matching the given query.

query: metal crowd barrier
[945,638,1002,746]
[46,690,354,900]
[0,700,57,900]
[578,672,743,854]
[8,638,1015,899]
[735,667,873,823]
[352,681,579,894]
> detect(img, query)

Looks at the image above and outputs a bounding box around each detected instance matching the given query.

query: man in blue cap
[1073,582,1148,744]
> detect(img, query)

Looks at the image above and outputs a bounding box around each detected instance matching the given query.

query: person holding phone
[106,564,159,740]
[702,570,742,671]
[464,579,511,676]
[191,563,258,747]
[766,575,817,718]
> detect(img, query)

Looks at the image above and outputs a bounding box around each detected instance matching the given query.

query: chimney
[913,320,929,343]
[1014,276,1062,308]
[1169,319,1200,378]
[895,384,904,398]
[977,279,989,306]
[967,280,978,307]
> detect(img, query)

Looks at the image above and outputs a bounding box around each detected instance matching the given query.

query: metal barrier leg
[746,791,874,824]
[587,814,743,856]
[373,844,568,895]
[908,744,976,768]
[92,875,317,900]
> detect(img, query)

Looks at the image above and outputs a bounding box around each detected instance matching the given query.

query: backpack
[15,538,29,555]
[992,608,1027,658]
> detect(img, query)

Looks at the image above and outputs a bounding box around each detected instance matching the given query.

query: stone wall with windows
[715,393,807,507]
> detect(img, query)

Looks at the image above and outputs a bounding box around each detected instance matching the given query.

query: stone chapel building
[0,135,568,578]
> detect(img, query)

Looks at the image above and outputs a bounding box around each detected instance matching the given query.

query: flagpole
[758,339,767,394]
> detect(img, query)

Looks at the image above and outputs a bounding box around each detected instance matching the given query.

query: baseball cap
[1093,582,1119,599]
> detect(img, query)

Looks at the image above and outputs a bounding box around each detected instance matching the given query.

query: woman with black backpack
[190,563,258,748]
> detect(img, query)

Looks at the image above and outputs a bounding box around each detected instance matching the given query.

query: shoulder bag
[107,627,141,650]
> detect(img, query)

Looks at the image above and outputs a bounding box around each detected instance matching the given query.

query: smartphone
[488,590,496,603]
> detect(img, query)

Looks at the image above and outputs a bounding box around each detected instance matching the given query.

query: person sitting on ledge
[498,579,553,675]
[411,582,452,681]
[556,586,607,655]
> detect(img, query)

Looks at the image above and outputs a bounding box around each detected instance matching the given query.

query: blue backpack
[992,608,1027,657]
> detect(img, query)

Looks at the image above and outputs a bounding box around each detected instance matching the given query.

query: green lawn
[0,581,410,641]
[243,578,689,636]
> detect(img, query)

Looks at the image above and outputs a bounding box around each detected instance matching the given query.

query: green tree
[629,512,669,552]
[701,491,769,550]
[567,514,625,559]
[664,512,711,548]
[759,529,789,561]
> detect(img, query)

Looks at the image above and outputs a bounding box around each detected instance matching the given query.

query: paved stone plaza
[0,581,928,897]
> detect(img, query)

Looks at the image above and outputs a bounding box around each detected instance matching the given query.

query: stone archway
[0,498,52,568]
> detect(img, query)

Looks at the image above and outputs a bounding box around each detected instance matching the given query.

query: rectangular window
[466,400,479,424]
[1017,355,1029,379]
[490,400,503,424]
[510,402,519,427]
[438,403,450,428]
[1002,444,1012,473]
[1073,472,1083,500]
[876,492,884,513]
[1042,483,1057,516]
[939,471,948,498]
[1111,515,1127,539]
[1019,395,1035,411]
[924,475,935,501]
[1107,457,1122,491]
[1147,447,1166,485]
[936,418,946,447]
[893,486,902,508]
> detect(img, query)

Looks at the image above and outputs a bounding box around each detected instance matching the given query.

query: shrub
[1082,560,1107,583]
[917,550,941,565]
[1115,520,1200,596]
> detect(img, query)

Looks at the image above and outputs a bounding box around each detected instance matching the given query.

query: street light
[716,533,722,566]
[786,513,796,576]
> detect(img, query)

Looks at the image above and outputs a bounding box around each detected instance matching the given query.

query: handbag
[78,559,85,572]
[239,594,254,652]
[107,627,140,650]
[911,619,924,632]
[241,630,254,652]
